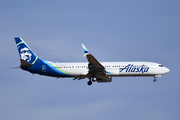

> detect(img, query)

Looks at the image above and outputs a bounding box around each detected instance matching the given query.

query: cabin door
[42,65,46,72]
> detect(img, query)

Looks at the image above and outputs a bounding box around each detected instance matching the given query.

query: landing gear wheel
[92,77,96,82]
[153,79,157,82]
[87,80,92,86]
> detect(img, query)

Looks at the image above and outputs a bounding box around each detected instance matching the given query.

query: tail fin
[15,37,38,67]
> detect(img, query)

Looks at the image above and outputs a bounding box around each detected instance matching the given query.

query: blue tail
[15,37,39,67]
[14,37,71,77]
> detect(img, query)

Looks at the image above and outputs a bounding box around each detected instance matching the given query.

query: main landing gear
[87,77,96,86]
[87,80,92,86]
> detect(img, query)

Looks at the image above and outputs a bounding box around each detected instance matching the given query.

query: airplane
[13,37,170,85]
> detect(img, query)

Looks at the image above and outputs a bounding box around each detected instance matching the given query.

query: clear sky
[0,0,180,120]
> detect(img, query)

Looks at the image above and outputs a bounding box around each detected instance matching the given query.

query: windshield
[159,64,163,67]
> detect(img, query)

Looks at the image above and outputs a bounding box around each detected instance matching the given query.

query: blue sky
[0,0,180,120]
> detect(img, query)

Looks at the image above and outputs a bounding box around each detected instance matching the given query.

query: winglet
[81,44,89,54]
[82,44,89,53]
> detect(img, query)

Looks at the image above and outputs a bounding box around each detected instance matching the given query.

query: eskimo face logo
[20,47,32,62]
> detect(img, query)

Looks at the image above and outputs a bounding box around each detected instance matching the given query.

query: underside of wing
[86,53,106,76]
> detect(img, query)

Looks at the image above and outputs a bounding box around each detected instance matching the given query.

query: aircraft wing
[81,44,106,77]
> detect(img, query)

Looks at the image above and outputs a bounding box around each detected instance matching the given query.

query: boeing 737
[13,37,170,85]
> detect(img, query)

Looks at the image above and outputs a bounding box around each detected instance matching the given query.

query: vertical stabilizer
[15,37,38,66]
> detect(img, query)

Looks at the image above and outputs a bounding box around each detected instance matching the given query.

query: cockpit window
[159,65,163,67]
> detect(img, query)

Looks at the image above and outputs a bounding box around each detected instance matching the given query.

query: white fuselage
[48,61,170,77]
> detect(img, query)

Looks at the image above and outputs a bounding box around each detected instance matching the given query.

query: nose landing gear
[153,78,157,82]
[153,75,162,82]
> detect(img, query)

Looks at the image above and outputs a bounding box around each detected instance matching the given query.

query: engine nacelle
[97,76,112,83]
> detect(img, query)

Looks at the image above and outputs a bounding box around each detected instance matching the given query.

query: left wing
[81,44,106,78]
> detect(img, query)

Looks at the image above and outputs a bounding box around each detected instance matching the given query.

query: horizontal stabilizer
[11,67,21,69]
[20,59,33,67]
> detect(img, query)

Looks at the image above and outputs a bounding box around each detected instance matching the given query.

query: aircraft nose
[164,67,170,74]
